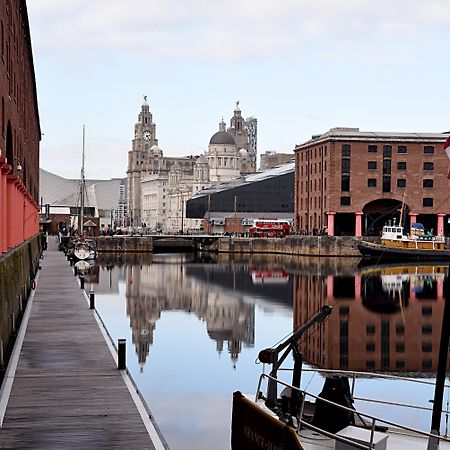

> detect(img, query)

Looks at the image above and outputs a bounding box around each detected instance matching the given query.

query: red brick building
[0,0,41,253]
[294,128,450,236]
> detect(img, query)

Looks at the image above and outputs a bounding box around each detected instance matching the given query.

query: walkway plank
[0,243,162,449]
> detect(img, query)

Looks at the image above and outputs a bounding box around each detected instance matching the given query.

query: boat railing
[256,373,450,448]
[278,366,450,394]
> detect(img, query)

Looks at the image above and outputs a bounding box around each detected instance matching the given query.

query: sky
[27,0,450,180]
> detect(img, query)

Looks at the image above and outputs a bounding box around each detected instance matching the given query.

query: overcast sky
[27,0,450,180]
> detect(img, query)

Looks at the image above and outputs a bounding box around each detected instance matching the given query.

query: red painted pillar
[18,183,26,244]
[6,176,14,248]
[437,278,444,301]
[409,213,417,235]
[354,275,361,302]
[437,214,445,237]
[0,158,7,253]
[355,212,363,237]
[326,275,334,299]
[327,212,335,236]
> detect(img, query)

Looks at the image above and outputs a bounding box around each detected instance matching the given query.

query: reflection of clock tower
[127,97,158,226]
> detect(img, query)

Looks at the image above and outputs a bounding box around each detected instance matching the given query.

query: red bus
[248,219,291,238]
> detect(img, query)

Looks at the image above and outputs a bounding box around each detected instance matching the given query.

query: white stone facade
[127,99,256,232]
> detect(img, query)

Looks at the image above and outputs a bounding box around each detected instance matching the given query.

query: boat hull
[231,391,304,450]
[358,240,450,261]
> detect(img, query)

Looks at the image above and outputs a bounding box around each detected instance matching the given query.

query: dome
[209,131,236,146]
[238,148,248,155]
[150,144,160,152]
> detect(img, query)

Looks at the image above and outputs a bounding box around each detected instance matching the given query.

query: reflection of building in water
[94,266,121,294]
[294,265,447,372]
[125,262,254,368]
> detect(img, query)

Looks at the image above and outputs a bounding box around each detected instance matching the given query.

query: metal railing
[255,372,450,449]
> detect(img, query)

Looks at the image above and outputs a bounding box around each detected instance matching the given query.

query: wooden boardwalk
[0,240,166,449]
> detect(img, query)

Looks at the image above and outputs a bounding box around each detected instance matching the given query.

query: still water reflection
[86,254,449,449]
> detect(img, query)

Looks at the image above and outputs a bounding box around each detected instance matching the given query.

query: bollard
[118,339,126,370]
[74,266,78,276]
[89,290,95,309]
[79,276,85,290]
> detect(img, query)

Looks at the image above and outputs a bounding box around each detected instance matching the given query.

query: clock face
[143,130,152,141]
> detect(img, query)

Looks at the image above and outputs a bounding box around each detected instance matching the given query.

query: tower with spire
[127,96,158,226]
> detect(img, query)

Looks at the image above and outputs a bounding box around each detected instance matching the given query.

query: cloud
[27,0,450,62]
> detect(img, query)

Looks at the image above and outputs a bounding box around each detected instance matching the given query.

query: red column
[326,275,334,299]
[327,212,335,236]
[0,158,10,253]
[18,184,26,244]
[354,275,361,302]
[355,212,363,237]
[437,278,444,302]
[6,175,20,248]
[409,213,417,234]
[437,214,445,237]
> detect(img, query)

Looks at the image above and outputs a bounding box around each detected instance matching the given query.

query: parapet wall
[95,236,153,253]
[0,235,42,374]
[206,235,364,257]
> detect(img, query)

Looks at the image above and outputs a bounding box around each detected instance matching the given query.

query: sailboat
[71,125,96,262]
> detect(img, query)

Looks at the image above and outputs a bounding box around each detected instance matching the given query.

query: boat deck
[300,427,450,449]
[0,238,166,449]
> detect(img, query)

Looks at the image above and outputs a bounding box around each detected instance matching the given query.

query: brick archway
[362,198,409,236]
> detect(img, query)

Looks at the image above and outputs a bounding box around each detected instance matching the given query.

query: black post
[74,266,78,276]
[79,276,85,290]
[430,271,450,436]
[89,290,95,309]
[118,339,126,370]
[290,347,303,415]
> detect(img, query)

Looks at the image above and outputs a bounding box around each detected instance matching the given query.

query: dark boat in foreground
[231,305,450,449]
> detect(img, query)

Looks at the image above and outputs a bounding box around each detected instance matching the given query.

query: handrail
[256,373,450,444]
[278,367,450,389]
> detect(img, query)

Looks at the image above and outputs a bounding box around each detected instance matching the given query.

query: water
[85,253,450,449]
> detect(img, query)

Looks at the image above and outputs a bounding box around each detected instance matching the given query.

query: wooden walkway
[0,240,166,449]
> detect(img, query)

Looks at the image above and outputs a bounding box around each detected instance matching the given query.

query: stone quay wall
[95,236,153,253]
[205,235,369,257]
[0,235,42,373]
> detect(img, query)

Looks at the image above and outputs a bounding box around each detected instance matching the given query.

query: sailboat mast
[80,125,85,236]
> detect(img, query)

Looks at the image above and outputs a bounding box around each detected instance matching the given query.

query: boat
[70,126,96,262]
[357,219,450,261]
[231,304,450,450]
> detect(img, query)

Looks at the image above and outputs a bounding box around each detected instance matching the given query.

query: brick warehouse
[0,0,41,253]
[294,128,450,237]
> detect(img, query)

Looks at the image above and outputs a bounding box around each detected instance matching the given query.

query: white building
[127,99,257,232]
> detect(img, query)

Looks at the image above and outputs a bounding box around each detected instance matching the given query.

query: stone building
[294,127,450,236]
[127,99,256,232]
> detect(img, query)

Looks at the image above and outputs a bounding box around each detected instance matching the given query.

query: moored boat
[357,220,450,261]
[231,305,450,450]
[69,126,97,262]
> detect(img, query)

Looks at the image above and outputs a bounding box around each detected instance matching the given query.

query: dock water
[0,238,166,449]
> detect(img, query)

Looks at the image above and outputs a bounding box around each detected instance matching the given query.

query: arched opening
[362,198,409,236]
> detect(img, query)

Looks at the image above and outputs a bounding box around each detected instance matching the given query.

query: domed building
[127,100,257,232]
[205,119,241,182]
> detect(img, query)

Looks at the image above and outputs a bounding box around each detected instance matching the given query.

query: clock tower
[127,97,158,227]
